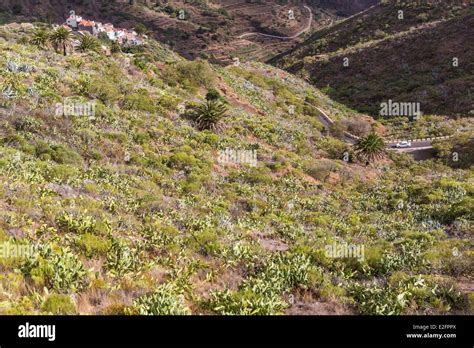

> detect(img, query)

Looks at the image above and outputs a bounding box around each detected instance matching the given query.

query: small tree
[193,99,228,132]
[354,133,386,165]
[205,88,221,101]
[111,41,121,53]
[97,32,109,42]
[134,23,147,36]
[50,27,73,56]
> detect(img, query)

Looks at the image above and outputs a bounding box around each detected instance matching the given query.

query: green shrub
[44,164,79,183]
[205,88,225,102]
[75,233,110,257]
[42,294,76,314]
[189,228,220,256]
[317,137,348,159]
[207,289,287,315]
[207,254,314,315]
[133,283,190,315]
[13,116,42,133]
[349,275,463,315]
[158,94,180,110]
[176,60,216,91]
[106,239,142,276]
[57,213,97,234]
[134,23,147,35]
[88,76,120,105]
[168,152,197,172]
[239,167,273,185]
[303,160,336,182]
[103,303,130,315]
[35,142,83,165]
[133,131,151,145]
[380,239,429,274]
[123,90,156,112]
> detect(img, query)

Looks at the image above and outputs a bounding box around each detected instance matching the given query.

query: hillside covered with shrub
[0,22,472,315]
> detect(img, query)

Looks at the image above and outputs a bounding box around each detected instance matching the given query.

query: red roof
[79,19,95,27]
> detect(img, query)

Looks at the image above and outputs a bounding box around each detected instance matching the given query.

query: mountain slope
[272,0,473,117]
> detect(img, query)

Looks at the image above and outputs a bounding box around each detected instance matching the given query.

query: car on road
[395,141,412,148]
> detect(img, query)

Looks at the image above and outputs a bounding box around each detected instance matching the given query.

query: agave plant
[2,84,16,99]
[30,29,50,49]
[6,60,33,73]
[133,283,191,315]
[77,34,100,53]
[354,132,386,165]
[49,27,73,56]
[21,244,88,292]
[193,99,228,132]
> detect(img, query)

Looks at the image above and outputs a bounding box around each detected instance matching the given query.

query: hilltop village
[63,10,143,46]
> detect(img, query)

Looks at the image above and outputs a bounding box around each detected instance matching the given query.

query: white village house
[65,10,143,46]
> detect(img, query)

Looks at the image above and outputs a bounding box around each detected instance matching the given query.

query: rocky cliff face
[310,0,379,16]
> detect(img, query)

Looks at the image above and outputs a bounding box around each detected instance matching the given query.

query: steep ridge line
[309,19,447,62]
[267,2,381,64]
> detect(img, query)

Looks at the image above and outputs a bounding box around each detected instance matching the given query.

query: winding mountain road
[309,102,452,151]
[237,5,313,40]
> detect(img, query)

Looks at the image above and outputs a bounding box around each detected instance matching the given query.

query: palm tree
[49,27,73,56]
[193,99,228,131]
[77,34,100,53]
[354,133,386,165]
[30,29,50,49]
